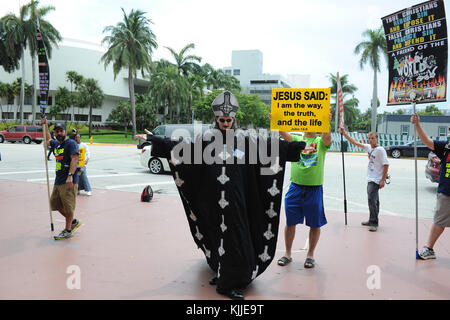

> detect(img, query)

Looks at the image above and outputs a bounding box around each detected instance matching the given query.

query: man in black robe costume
[137,91,307,300]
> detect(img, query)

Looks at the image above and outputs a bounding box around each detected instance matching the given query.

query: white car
[139,145,170,174]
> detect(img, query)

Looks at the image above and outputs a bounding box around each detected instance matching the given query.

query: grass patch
[80,133,138,145]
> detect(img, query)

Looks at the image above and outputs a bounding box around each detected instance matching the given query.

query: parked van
[0,125,43,144]
[137,123,213,149]
[138,123,213,174]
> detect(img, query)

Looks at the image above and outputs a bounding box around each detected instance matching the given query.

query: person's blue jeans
[78,167,91,192]
[367,182,380,226]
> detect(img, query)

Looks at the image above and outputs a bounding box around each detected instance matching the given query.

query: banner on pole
[36,25,50,116]
[270,88,330,132]
[382,0,447,105]
[337,72,345,130]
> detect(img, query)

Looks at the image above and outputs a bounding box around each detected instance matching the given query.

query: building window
[92,115,102,122]
[16,112,33,120]
[401,125,409,136]
[225,70,231,75]
[25,96,32,105]
[250,80,278,84]
[250,89,272,94]
[438,126,447,137]
[75,114,88,121]
[55,114,71,121]
[2,112,14,120]
[233,69,240,76]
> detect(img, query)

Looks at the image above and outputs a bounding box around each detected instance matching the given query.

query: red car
[425,152,441,183]
[0,125,43,144]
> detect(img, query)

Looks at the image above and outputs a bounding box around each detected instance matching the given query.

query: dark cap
[54,123,66,131]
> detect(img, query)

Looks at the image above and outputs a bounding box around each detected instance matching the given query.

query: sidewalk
[1,180,449,300]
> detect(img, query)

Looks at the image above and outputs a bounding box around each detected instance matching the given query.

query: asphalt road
[0,142,438,221]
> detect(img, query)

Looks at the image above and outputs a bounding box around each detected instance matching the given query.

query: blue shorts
[284,183,327,228]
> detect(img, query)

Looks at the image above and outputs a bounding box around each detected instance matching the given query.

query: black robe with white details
[146,129,306,291]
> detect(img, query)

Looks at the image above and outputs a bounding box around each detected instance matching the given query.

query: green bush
[0,122,20,130]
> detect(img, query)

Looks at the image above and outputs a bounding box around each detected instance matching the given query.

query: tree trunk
[371,70,378,132]
[31,54,37,124]
[128,68,137,140]
[20,48,25,124]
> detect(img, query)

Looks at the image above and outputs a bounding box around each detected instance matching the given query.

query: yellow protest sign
[270,88,331,132]
[78,147,85,167]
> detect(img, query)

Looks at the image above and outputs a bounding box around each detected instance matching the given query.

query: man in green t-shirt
[277,130,331,269]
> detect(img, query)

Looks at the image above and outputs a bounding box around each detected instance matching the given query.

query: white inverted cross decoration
[202,244,211,258]
[218,191,229,209]
[218,239,225,256]
[265,202,277,218]
[217,263,221,278]
[269,156,283,174]
[195,226,203,241]
[174,172,184,187]
[251,265,259,280]
[189,210,197,222]
[263,223,274,240]
[258,245,271,262]
[267,180,280,197]
[220,215,227,233]
[217,167,230,185]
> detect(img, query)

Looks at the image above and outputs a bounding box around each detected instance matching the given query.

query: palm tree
[77,78,104,138]
[25,0,61,124]
[1,6,29,124]
[185,73,204,122]
[165,43,202,77]
[148,61,187,123]
[101,8,157,140]
[0,19,21,73]
[328,73,358,132]
[1,1,61,124]
[66,70,84,122]
[354,26,387,132]
[342,96,360,131]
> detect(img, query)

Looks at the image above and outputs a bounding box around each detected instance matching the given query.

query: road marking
[324,194,397,216]
[26,172,142,182]
[105,181,174,189]
[0,170,46,175]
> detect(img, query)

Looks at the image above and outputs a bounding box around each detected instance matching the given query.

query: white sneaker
[86,191,92,196]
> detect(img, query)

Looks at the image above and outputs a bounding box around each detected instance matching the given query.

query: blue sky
[2,0,449,113]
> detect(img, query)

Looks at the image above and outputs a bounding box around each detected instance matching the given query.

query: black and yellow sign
[270,88,330,132]
[78,147,85,167]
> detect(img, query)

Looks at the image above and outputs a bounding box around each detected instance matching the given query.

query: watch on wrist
[68,172,74,177]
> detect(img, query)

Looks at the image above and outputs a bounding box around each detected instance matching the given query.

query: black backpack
[141,185,153,202]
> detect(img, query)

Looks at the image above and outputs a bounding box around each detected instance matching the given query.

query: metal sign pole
[411,95,419,259]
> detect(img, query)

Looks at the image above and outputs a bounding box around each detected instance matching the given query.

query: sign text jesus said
[270,88,330,132]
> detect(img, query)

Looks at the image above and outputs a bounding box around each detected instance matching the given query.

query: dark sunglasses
[219,119,232,123]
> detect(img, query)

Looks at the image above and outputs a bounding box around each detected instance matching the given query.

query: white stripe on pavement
[26,172,142,182]
[105,181,174,189]
[0,170,46,175]
[324,194,397,216]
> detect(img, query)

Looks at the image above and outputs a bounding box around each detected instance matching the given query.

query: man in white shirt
[74,134,92,196]
[339,129,389,231]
